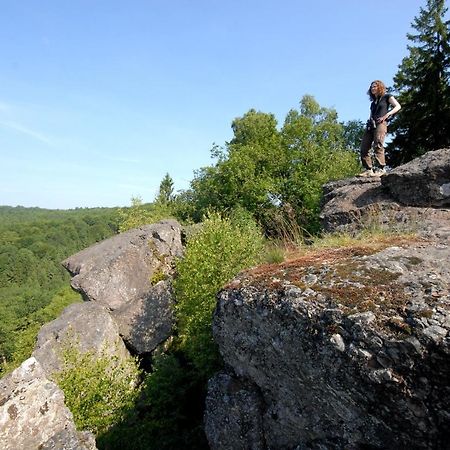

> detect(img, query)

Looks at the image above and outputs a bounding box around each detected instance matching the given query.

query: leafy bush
[55,344,141,436]
[173,209,264,376]
[97,352,209,450]
[118,196,177,232]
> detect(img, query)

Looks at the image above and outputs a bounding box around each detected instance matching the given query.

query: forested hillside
[0,206,119,374]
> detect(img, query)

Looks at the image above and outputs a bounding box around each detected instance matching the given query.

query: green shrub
[173,210,264,376]
[118,197,178,233]
[98,353,209,450]
[55,344,141,436]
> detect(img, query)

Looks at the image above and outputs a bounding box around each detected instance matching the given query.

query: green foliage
[189,109,284,225]
[1,286,82,375]
[280,96,360,232]
[55,344,141,436]
[97,353,209,450]
[262,243,285,264]
[264,202,306,247]
[389,0,450,164]
[154,173,175,205]
[118,196,154,232]
[118,196,178,232]
[173,210,264,376]
[341,119,365,152]
[187,96,359,235]
[168,189,196,224]
[0,205,118,376]
[150,269,167,285]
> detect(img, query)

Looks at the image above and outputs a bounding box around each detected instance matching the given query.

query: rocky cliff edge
[205,148,450,450]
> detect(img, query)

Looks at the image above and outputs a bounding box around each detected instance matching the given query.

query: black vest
[370,94,392,120]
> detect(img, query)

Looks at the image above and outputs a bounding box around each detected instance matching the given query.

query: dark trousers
[360,122,387,169]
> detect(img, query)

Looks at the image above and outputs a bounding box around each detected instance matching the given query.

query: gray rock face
[112,280,174,354]
[205,150,450,450]
[63,220,183,309]
[382,148,450,206]
[33,302,130,377]
[0,357,97,450]
[321,148,450,233]
[62,220,183,353]
[207,218,450,449]
[204,372,266,450]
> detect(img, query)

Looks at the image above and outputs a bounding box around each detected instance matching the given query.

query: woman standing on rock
[359,80,401,177]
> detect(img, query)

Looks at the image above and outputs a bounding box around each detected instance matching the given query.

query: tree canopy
[389,0,450,164]
[188,96,360,234]
[155,173,175,205]
[0,206,119,374]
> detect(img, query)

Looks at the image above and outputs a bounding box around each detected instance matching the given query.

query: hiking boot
[358,169,374,177]
[373,167,387,176]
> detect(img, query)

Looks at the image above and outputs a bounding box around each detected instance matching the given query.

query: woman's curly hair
[368,80,386,100]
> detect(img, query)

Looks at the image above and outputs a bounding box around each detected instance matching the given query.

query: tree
[189,109,284,224]
[118,196,153,232]
[341,119,365,152]
[188,96,359,234]
[280,96,360,232]
[389,0,450,165]
[155,173,175,205]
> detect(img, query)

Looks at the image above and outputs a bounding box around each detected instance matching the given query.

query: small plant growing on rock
[150,269,167,285]
[55,344,141,436]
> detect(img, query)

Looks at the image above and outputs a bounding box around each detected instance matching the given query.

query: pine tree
[389,0,450,165]
[155,173,174,205]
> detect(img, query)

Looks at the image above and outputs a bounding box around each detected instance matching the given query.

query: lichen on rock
[206,149,450,449]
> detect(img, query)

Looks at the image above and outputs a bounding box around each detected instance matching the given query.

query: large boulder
[112,279,174,354]
[206,229,450,449]
[0,357,96,450]
[62,220,183,353]
[382,148,450,206]
[63,220,183,309]
[320,148,450,233]
[320,176,400,232]
[32,302,130,377]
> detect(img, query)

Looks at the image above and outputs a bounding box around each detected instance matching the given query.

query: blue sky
[0,0,431,209]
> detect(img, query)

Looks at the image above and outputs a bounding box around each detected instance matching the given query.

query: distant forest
[0,205,120,374]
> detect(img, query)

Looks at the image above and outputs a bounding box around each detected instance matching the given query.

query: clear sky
[0,0,431,209]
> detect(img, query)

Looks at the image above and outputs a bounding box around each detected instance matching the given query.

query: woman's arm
[377,96,401,123]
[388,96,401,117]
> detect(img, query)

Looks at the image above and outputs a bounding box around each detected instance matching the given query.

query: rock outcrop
[62,220,183,353]
[33,302,130,377]
[320,148,450,234]
[382,148,450,207]
[205,149,450,449]
[0,357,97,450]
[1,220,184,449]
[113,279,175,354]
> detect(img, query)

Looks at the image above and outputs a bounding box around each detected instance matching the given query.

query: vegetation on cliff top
[1,2,448,446]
